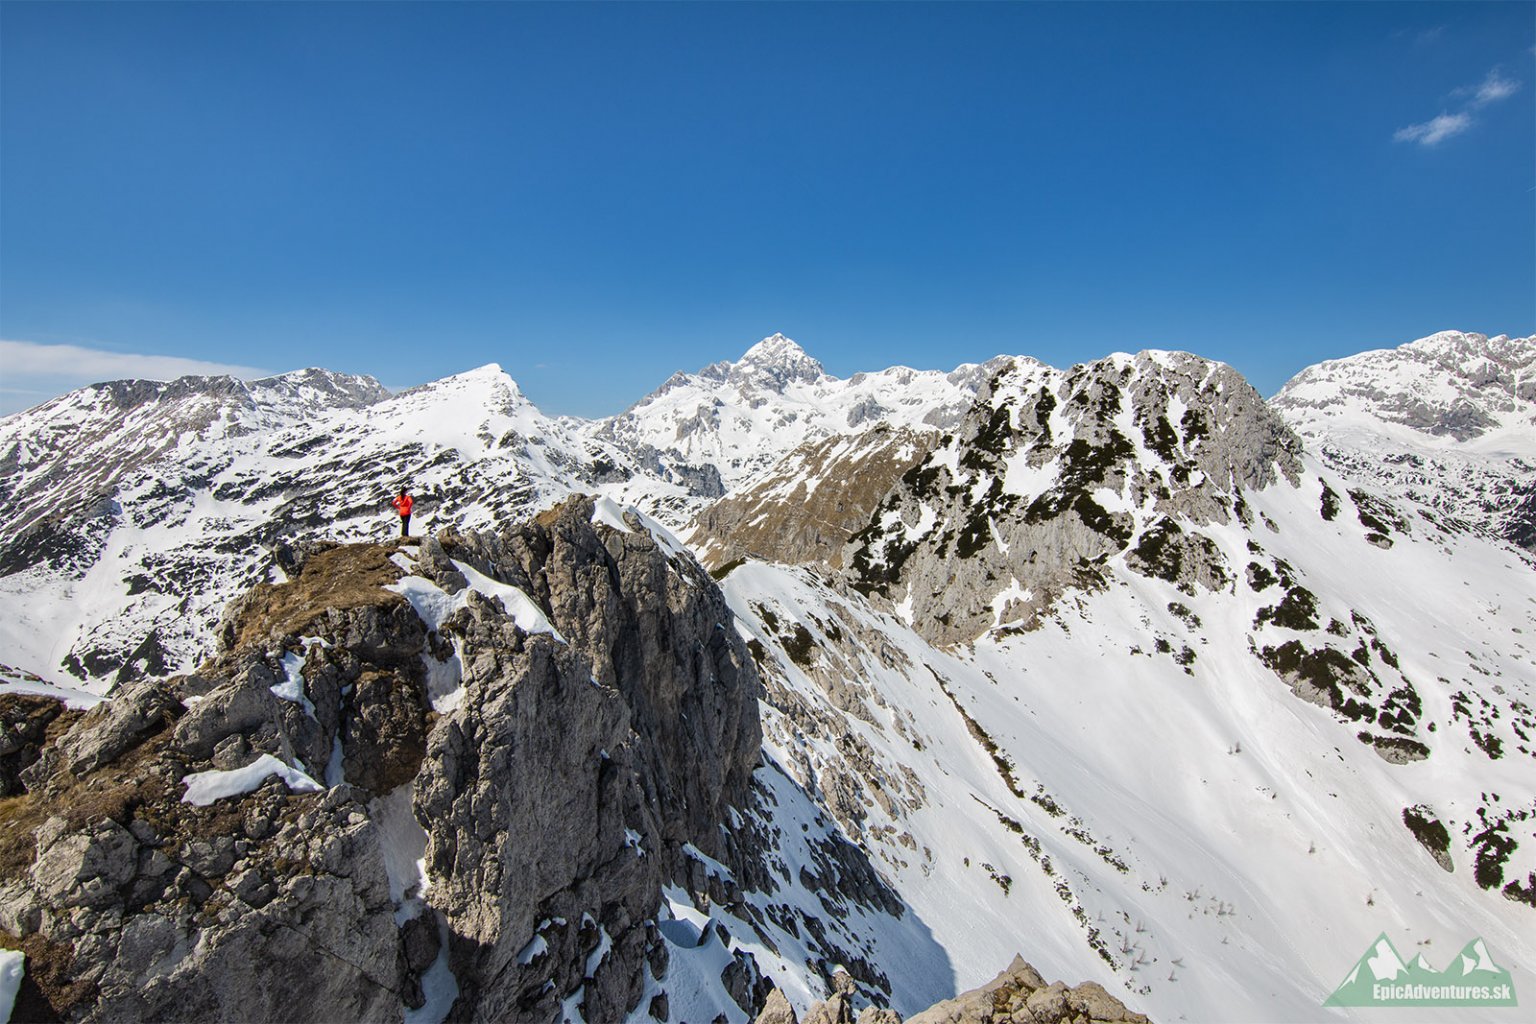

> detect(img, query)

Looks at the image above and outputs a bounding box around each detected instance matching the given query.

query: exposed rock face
[690,426,937,571]
[844,351,1303,645]
[1272,331,1534,442]
[0,694,80,796]
[412,501,761,1023]
[0,496,763,1023]
[0,336,1001,691]
[766,955,1151,1024]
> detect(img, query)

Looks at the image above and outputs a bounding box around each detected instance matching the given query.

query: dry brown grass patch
[0,929,94,1022]
[228,542,406,649]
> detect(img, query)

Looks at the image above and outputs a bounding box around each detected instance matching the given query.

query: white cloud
[1396,67,1523,148]
[1471,69,1520,106]
[1393,112,1473,146]
[0,340,270,417]
[0,340,268,382]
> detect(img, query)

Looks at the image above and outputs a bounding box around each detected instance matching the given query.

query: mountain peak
[700,333,827,390]
[739,332,811,363]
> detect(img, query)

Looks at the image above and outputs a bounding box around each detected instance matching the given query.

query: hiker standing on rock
[391,487,413,537]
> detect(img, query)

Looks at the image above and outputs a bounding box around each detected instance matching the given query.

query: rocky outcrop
[0,495,763,1023]
[845,352,1302,644]
[761,956,1150,1024]
[690,426,937,571]
[411,501,761,1023]
[0,694,80,796]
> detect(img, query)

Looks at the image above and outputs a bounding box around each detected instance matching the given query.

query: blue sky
[2,1,1532,417]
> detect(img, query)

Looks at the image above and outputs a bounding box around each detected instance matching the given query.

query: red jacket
[392,494,413,517]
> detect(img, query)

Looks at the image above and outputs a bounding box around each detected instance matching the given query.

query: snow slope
[0,334,1006,692]
[664,340,1536,1021]
[1271,331,1536,550]
[711,448,1535,1022]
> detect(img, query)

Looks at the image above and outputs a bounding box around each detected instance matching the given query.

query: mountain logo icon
[1325,933,1518,1006]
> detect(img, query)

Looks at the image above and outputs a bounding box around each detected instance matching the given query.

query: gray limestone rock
[0,496,763,1023]
[0,493,986,1024]
[49,679,181,778]
[414,496,761,1023]
[898,956,1150,1024]
[690,427,937,572]
[844,351,1300,645]
[0,694,77,795]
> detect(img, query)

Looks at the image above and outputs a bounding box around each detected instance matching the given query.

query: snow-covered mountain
[0,364,692,689]
[1,329,1532,1024]
[595,333,1009,493]
[0,335,1002,693]
[713,345,1535,1021]
[0,368,390,567]
[1271,331,1536,550]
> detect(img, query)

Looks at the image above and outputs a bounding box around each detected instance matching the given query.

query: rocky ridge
[0,365,696,690]
[0,368,389,574]
[844,350,1302,646]
[2,330,1534,1024]
[754,955,1149,1024]
[0,497,770,1022]
[690,426,937,572]
[0,336,1006,694]
[703,339,1533,1022]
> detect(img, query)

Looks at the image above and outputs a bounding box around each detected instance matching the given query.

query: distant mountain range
[1,329,1532,1023]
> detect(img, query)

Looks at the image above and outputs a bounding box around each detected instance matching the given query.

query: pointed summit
[699,333,827,391]
[738,332,814,366]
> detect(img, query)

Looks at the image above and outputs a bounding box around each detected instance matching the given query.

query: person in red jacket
[391,487,413,537]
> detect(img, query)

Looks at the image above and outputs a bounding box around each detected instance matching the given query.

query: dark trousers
[400,513,411,537]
